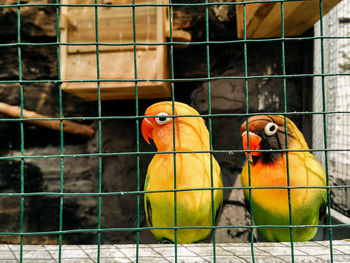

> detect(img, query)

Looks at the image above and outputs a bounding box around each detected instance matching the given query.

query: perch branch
[0,102,95,139]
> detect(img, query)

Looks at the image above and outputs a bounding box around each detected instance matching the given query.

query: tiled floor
[0,240,349,262]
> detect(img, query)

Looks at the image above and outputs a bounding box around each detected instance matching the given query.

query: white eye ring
[155,112,170,125]
[264,122,278,136]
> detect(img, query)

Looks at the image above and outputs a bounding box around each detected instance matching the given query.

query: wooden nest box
[235,0,341,39]
[60,0,173,101]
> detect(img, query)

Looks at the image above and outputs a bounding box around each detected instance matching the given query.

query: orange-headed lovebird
[240,115,326,242]
[141,101,223,243]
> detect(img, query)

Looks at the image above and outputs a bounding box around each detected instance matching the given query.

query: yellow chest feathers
[241,152,326,213]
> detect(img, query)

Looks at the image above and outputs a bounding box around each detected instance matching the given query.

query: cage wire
[0,0,349,262]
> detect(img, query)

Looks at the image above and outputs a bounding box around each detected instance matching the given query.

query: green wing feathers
[144,153,223,243]
[240,150,327,242]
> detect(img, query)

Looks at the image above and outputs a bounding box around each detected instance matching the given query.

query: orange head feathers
[240,115,308,164]
[141,101,209,152]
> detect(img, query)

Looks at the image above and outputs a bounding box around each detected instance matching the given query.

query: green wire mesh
[0,0,349,263]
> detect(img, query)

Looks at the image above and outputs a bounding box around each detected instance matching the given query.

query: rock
[191,41,304,114]
[191,70,246,113]
[215,170,259,243]
[213,4,230,23]
[0,0,56,39]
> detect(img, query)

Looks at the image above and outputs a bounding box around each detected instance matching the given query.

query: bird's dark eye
[264,122,278,136]
[155,112,170,125]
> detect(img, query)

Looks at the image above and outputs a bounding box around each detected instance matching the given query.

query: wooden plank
[60,0,171,100]
[64,48,166,80]
[236,0,342,39]
[236,3,270,39]
[66,0,190,53]
[59,6,68,91]
[63,81,171,101]
[67,5,157,53]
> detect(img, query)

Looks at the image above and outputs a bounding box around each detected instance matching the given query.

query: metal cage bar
[0,0,349,262]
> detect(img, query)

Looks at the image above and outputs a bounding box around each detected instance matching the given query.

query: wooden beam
[0,102,95,138]
[236,0,341,39]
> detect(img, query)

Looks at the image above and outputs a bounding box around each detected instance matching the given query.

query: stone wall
[0,0,313,244]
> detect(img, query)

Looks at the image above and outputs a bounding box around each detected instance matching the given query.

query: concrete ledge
[0,240,349,262]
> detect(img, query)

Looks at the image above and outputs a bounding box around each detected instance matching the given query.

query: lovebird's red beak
[242,131,262,162]
[141,118,153,144]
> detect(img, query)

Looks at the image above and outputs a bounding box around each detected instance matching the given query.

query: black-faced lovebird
[141,101,223,243]
[240,115,326,241]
